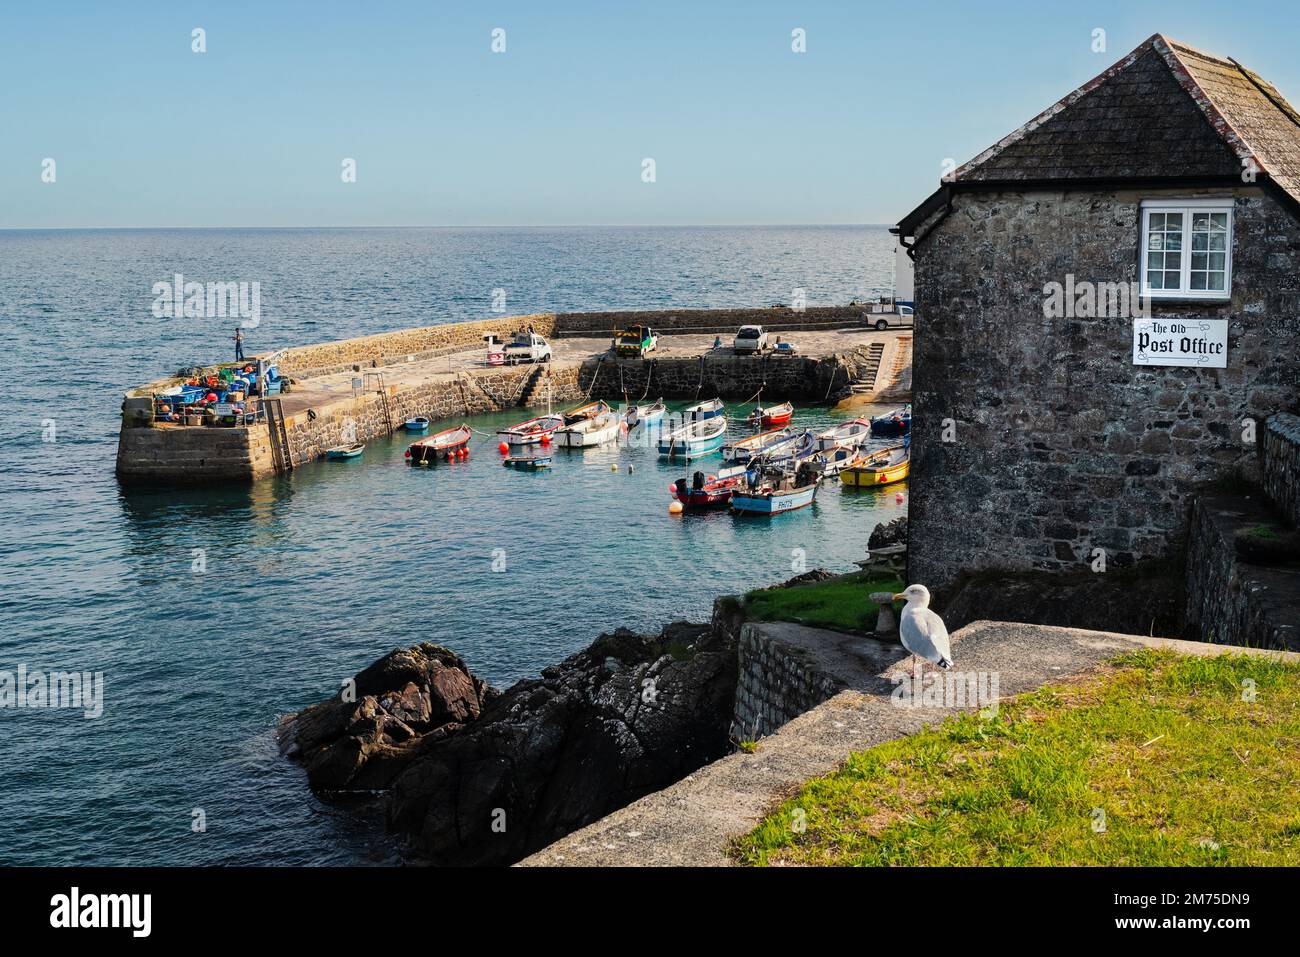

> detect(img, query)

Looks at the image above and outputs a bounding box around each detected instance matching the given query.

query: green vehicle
[613,324,658,358]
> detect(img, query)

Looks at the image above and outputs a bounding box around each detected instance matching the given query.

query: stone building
[894,34,1300,628]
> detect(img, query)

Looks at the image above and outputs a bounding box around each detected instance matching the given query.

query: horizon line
[0,222,895,231]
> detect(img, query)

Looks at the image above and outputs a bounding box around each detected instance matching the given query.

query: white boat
[810,443,862,477]
[721,428,790,463]
[625,398,666,428]
[555,410,623,448]
[682,397,724,421]
[816,418,872,451]
[497,413,565,446]
[658,415,728,459]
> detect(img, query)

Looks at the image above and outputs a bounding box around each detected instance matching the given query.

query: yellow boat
[840,445,909,487]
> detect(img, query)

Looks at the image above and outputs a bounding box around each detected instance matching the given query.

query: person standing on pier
[234,326,245,361]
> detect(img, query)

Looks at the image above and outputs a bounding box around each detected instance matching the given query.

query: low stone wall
[278,314,558,379]
[1185,495,1300,651]
[732,624,845,740]
[116,421,274,484]
[553,306,869,337]
[1261,413,1300,529]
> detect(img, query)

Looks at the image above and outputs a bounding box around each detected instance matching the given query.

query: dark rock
[868,515,908,550]
[279,611,741,866]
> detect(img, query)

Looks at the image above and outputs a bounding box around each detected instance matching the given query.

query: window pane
[1190,272,1207,290]
[1208,233,1226,251]
[1192,252,1207,270]
[1206,271,1226,291]
[1192,232,1208,251]
[1193,213,1210,230]
[1209,252,1226,271]
[1149,212,1165,230]
[1148,272,1164,290]
[1210,212,1228,229]
[1165,252,1181,269]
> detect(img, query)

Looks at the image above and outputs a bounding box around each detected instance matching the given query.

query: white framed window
[1140,199,1233,299]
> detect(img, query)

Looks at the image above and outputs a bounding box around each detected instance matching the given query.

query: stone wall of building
[1260,413,1300,529]
[732,624,844,740]
[1184,495,1300,651]
[909,185,1300,602]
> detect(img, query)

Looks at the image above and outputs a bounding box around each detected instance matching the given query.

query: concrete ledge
[518,621,1298,867]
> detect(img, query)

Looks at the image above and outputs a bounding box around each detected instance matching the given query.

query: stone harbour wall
[1260,413,1300,529]
[583,353,864,403]
[553,306,869,337]
[909,186,1300,602]
[116,421,275,484]
[732,624,844,740]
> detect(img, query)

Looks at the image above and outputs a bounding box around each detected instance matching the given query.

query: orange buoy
[499,442,509,454]
[668,501,684,515]
[540,435,551,446]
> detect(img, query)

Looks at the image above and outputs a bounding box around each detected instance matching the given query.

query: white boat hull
[556,415,622,447]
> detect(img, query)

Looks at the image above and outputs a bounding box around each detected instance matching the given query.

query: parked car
[868,304,915,331]
[612,324,658,358]
[503,331,552,365]
[733,325,768,353]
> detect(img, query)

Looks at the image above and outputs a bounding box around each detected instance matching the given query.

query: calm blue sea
[0,225,900,865]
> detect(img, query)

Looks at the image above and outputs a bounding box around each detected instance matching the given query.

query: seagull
[893,584,953,673]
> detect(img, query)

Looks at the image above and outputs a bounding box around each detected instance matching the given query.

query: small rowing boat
[721,427,789,463]
[406,424,472,465]
[682,397,725,421]
[497,413,564,446]
[816,418,872,451]
[670,464,748,509]
[624,398,666,428]
[751,429,818,465]
[746,401,793,428]
[555,408,623,448]
[840,444,909,486]
[810,443,862,477]
[403,416,431,432]
[503,454,552,471]
[658,415,728,460]
[869,406,911,438]
[325,443,365,460]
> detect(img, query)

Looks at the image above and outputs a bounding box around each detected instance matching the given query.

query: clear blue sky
[3,0,1296,227]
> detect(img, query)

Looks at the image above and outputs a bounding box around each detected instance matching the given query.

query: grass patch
[744,571,903,633]
[734,650,1300,866]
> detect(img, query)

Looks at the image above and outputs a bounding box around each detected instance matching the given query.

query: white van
[733,325,768,353]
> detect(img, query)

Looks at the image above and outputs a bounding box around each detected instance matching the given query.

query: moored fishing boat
[869,406,911,438]
[503,453,552,470]
[682,397,724,421]
[658,415,728,460]
[722,427,790,463]
[730,461,822,516]
[406,424,472,465]
[751,429,818,465]
[840,444,909,486]
[403,415,431,432]
[816,418,872,451]
[624,398,666,428]
[810,443,862,477]
[497,413,564,446]
[746,401,794,428]
[670,463,748,509]
[325,443,365,460]
[555,408,623,448]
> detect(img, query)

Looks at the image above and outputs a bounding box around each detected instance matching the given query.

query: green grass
[734,650,1300,866]
[743,571,904,633]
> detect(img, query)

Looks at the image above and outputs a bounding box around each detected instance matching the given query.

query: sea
[0,225,901,865]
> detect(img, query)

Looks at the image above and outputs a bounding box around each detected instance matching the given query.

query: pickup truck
[732,325,768,354]
[613,324,658,358]
[503,331,553,365]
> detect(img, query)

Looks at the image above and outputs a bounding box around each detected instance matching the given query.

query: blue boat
[658,415,728,460]
[731,461,821,515]
[403,416,431,432]
[325,443,365,460]
[869,406,911,438]
[751,429,817,465]
[682,397,724,421]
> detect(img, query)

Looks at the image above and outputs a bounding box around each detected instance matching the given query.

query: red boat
[670,465,748,509]
[746,401,794,428]
[406,424,472,465]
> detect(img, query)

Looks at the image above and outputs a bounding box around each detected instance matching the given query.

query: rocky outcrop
[869,515,908,550]
[280,612,740,865]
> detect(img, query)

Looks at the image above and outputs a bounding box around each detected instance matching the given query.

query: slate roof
[898,34,1300,233]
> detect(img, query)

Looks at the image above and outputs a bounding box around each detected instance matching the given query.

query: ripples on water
[0,226,899,865]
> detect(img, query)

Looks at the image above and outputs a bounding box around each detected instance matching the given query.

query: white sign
[1133,318,1227,368]
[212,403,235,415]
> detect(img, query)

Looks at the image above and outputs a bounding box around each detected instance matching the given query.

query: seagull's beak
[892,593,905,601]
